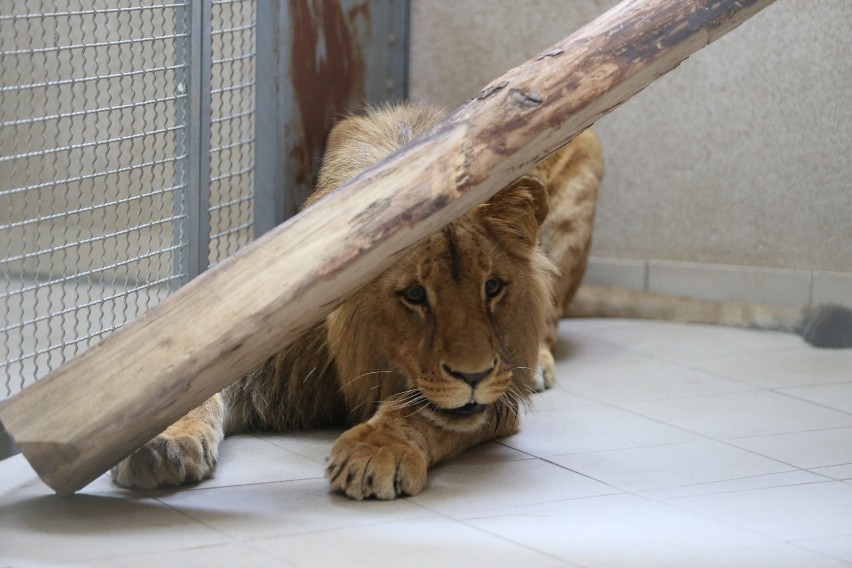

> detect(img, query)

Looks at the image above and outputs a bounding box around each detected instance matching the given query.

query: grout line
[765,389,852,418]
[645,481,836,546]
[562,319,809,372]
[726,423,852,442]
[454,516,585,567]
[648,472,831,501]
[244,433,337,465]
[535,386,821,475]
[539,456,626,491]
[148,495,241,543]
[455,492,626,524]
[786,539,852,566]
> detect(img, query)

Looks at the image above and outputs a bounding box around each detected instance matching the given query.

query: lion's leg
[325,399,519,500]
[111,394,225,489]
[531,130,603,387]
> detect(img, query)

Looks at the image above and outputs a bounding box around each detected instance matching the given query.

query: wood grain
[0,0,775,495]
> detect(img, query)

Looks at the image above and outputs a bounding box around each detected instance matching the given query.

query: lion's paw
[111,431,218,490]
[532,347,556,392]
[325,423,428,500]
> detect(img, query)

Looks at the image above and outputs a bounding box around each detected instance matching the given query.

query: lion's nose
[442,364,493,388]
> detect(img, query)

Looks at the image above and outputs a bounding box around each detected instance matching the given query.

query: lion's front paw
[111,431,218,490]
[325,423,428,500]
[532,346,556,392]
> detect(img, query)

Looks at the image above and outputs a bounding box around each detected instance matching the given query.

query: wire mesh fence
[0,1,257,398]
[209,0,255,265]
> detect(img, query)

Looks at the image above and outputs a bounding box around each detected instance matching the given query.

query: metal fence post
[187,0,213,278]
[254,0,289,237]
[172,4,191,288]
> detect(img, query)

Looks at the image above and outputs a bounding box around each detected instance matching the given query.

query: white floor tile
[252,517,571,568]
[527,382,602,412]
[467,494,847,568]
[567,320,804,360]
[548,440,793,493]
[409,458,618,519]
[57,542,289,568]
[554,357,754,406]
[260,430,340,464]
[645,471,826,500]
[0,454,41,496]
[779,382,852,414]
[623,391,852,439]
[795,534,852,564]
[449,440,536,465]
[502,404,700,457]
[152,477,432,541]
[0,480,230,567]
[681,347,852,388]
[728,428,852,469]
[672,481,852,541]
[810,464,852,481]
[198,435,323,488]
[551,325,650,369]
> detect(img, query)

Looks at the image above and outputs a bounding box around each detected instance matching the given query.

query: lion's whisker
[335,370,395,394]
[378,388,425,413]
[405,401,430,418]
[301,367,317,384]
[385,392,428,412]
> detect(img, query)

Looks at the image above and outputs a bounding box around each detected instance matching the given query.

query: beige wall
[410,0,852,274]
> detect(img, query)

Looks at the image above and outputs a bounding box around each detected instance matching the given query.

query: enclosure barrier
[0,1,259,398]
[0,0,775,495]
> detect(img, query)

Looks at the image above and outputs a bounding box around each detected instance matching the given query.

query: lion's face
[327,179,553,430]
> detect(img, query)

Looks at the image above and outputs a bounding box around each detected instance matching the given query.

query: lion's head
[313,104,554,431]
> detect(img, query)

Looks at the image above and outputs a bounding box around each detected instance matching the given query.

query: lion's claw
[326,424,428,500]
[112,432,218,490]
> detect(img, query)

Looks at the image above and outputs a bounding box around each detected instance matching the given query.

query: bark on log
[0,0,776,495]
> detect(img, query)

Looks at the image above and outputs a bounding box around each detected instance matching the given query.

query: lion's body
[112,103,602,496]
[113,103,850,497]
[220,105,602,435]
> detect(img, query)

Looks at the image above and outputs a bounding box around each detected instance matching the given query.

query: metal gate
[0,0,408,399]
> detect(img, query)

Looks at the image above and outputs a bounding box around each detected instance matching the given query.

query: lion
[111,102,602,499]
[113,102,851,499]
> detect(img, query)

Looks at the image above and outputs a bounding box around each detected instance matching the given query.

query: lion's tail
[565,285,852,349]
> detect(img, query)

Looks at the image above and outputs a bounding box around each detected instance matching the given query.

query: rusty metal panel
[254,0,409,234]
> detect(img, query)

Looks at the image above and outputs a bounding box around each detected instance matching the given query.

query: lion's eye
[401,284,428,305]
[485,278,506,298]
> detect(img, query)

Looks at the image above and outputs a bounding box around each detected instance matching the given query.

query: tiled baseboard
[584,257,852,307]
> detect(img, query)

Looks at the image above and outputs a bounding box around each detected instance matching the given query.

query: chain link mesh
[209,0,255,265]
[1,1,257,398]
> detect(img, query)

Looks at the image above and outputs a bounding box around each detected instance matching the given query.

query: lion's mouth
[430,401,488,417]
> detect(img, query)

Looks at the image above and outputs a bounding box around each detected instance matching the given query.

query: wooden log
[0,0,775,495]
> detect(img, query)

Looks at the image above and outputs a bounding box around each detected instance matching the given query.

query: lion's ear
[325,116,360,153]
[478,175,549,246]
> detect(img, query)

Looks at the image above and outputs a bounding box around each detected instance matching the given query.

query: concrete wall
[409,0,852,303]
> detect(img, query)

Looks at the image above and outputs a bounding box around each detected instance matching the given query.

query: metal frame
[185,0,213,279]
[253,1,289,236]
[254,0,410,234]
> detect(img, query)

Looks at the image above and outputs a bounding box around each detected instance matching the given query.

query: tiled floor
[2,318,852,567]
